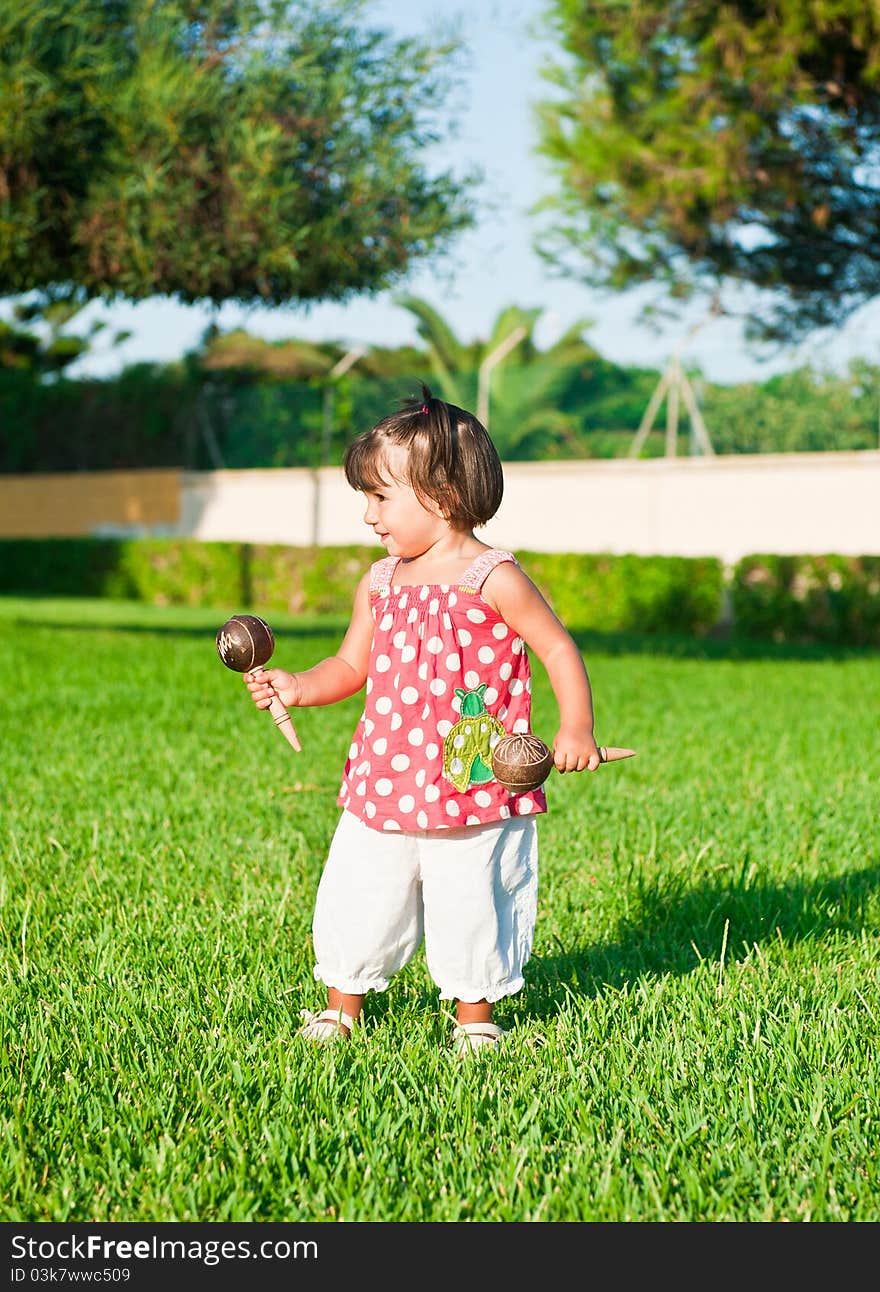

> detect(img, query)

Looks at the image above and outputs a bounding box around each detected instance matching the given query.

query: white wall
[180,451,880,565]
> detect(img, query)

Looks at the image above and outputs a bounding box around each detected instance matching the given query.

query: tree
[0,0,476,309]
[394,294,609,459]
[536,1,880,344]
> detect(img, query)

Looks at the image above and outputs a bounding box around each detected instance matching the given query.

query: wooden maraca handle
[253,665,302,753]
[598,746,636,763]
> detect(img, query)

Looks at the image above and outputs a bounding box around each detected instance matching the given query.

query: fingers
[553,749,603,774]
[243,671,275,709]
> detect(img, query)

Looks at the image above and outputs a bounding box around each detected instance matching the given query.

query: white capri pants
[312,809,539,1004]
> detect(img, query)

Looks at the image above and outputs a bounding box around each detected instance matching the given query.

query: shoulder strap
[370,555,400,595]
[459,548,517,594]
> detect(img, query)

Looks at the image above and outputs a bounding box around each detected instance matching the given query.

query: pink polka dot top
[337,547,548,832]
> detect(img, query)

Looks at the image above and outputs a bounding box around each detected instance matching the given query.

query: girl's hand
[552,727,602,774]
[243,668,301,709]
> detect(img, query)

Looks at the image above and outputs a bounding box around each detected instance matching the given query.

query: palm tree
[394,294,602,459]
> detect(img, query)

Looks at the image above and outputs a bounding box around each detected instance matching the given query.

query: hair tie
[420,404,429,415]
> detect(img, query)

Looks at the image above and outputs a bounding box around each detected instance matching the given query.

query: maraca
[491,732,635,793]
[216,614,302,752]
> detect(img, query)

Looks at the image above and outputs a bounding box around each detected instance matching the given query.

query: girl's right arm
[244,571,374,709]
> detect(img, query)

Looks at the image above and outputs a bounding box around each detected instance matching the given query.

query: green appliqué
[442,684,507,792]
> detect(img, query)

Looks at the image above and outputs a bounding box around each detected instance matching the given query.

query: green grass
[2,596,879,1222]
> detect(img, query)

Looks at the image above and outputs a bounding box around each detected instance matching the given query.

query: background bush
[3,538,878,646]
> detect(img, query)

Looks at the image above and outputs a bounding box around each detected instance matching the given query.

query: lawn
[2,597,878,1222]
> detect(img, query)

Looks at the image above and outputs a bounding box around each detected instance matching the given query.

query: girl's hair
[343,383,503,528]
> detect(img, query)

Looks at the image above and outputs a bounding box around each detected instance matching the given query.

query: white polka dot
[415,768,427,787]
[408,608,418,623]
[457,628,472,646]
[509,678,524,695]
[429,598,439,615]
[375,778,393,796]
[498,804,511,819]
[516,796,534,813]
[383,819,400,831]
[499,662,512,680]
[376,654,391,672]
[425,743,439,760]
[364,718,375,736]
[398,794,415,813]
[400,686,419,704]
[424,784,440,802]
[450,756,464,775]
[401,644,416,663]
[498,704,509,720]
[373,737,388,755]
[466,814,481,825]
[513,717,529,733]
[489,730,502,748]
[448,592,458,607]
[391,753,410,771]
[366,677,373,693]
[417,810,429,828]
[436,719,452,737]
[417,661,428,680]
[478,646,495,664]
[390,711,403,731]
[445,652,461,671]
[408,727,424,746]
[453,733,466,749]
[356,781,367,796]
[429,677,447,696]
[375,696,392,714]
[427,636,443,654]
[474,790,493,807]
[421,703,432,720]
[466,608,486,623]
[420,586,429,600]
[356,760,370,775]
[380,613,393,630]
[392,672,400,689]
[464,670,480,688]
[393,630,407,648]
[492,623,509,639]
[446,801,460,817]
[484,687,498,704]
[348,742,359,759]
[511,637,523,654]
[365,801,376,818]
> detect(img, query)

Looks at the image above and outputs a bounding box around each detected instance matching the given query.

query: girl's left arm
[485,563,602,773]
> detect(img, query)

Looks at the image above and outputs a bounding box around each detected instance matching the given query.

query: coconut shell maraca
[491,733,555,793]
[216,613,301,752]
[491,732,636,793]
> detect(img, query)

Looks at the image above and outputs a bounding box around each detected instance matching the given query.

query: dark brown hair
[343,382,504,528]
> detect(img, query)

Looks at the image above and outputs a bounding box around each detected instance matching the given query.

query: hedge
[0,539,877,646]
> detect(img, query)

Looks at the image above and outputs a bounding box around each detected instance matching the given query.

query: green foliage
[700,362,880,454]
[0,0,476,308]
[522,551,724,637]
[537,1,880,343]
[732,554,880,646]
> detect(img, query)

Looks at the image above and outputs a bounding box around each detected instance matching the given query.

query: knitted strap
[458,548,517,594]
[370,555,400,595]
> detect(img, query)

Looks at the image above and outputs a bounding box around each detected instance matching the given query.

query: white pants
[312,809,539,1003]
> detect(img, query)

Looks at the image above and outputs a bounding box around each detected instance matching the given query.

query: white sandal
[452,1021,505,1058]
[298,1008,356,1043]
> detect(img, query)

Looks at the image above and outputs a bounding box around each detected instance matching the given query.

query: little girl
[244,384,602,1056]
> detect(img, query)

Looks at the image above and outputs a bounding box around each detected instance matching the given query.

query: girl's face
[361,444,448,558]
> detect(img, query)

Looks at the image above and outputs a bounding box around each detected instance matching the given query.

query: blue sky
[68,0,880,385]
